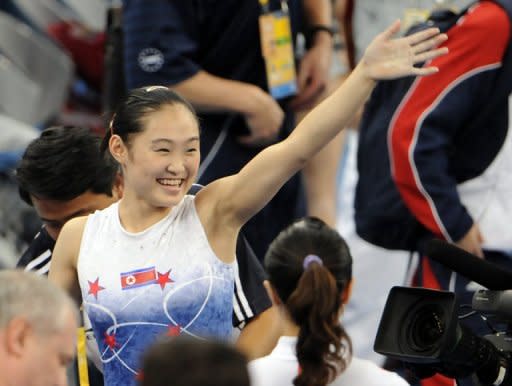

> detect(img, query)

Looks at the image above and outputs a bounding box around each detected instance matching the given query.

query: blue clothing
[123,0,302,90]
[78,196,235,386]
[355,4,512,384]
[355,0,512,247]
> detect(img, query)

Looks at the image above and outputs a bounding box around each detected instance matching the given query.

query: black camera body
[374,286,512,385]
[473,290,512,322]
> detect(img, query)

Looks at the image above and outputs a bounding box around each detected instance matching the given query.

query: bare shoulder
[60,216,89,248]
[51,216,89,274]
[49,215,89,303]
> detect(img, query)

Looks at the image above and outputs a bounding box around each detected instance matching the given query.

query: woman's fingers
[411,66,440,76]
[379,19,402,41]
[413,46,449,64]
[362,21,449,80]
[405,27,443,45]
[411,33,448,54]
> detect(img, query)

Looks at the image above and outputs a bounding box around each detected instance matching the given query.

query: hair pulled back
[264,217,353,386]
[101,85,198,154]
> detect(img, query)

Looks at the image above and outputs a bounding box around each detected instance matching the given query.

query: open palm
[362,20,449,80]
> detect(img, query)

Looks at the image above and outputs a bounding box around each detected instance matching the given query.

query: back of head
[0,270,78,334]
[264,217,353,386]
[142,336,250,386]
[16,126,119,205]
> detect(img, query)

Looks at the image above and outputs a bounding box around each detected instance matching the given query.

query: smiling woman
[108,102,201,222]
[48,22,448,386]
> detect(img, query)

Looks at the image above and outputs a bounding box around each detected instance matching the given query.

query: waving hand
[361,20,448,80]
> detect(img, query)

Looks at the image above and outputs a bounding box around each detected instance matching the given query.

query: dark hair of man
[264,217,353,386]
[101,85,199,154]
[16,126,118,205]
[142,336,250,386]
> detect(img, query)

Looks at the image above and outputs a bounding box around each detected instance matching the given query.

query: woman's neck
[117,196,173,233]
[281,312,300,337]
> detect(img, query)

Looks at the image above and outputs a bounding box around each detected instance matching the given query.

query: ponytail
[264,217,353,386]
[287,263,351,386]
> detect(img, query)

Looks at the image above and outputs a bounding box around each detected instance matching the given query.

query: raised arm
[201,21,448,229]
[48,217,87,305]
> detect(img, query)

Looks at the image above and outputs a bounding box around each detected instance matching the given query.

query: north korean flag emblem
[120,267,157,290]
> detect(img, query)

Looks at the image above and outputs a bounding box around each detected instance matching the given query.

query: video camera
[374,240,512,385]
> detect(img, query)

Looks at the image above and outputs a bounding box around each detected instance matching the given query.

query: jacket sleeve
[122,0,201,89]
[232,235,272,328]
[389,2,510,242]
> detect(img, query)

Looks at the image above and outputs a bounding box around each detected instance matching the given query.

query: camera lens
[406,304,445,353]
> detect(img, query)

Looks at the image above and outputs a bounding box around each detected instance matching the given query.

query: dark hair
[102,85,198,154]
[141,336,250,386]
[16,126,119,205]
[264,217,353,386]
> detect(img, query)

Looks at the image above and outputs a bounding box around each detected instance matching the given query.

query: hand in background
[238,87,285,147]
[455,223,484,258]
[290,38,332,112]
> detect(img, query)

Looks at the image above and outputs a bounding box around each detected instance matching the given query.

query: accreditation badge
[258,1,297,99]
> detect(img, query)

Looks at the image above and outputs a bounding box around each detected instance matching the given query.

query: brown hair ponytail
[264,217,353,386]
[288,263,351,386]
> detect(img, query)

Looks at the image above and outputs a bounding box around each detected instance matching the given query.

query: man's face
[31,190,118,240]
[14,311,77,386]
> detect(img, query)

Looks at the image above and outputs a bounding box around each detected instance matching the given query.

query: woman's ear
[263,280,282,307]
[109,135,127,164]
[340,279,354,305]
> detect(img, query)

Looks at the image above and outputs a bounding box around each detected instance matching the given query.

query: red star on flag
[167,325,181,337]
[88,277,105,299]
[104,332,118,350]
[157,269,174,290]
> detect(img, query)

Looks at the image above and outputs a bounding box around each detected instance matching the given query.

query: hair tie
[303,254,323,270]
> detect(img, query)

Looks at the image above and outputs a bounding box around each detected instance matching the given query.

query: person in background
[354,2,512,386]
[16,126,121,274]
[0,269,78,386]
[141,336,250,386]
[332,0,472,366]
[249,217,409,386]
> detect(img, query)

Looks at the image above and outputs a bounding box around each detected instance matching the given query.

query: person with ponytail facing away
[249,217,409,386]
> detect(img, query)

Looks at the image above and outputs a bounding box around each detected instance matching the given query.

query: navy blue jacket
[356,0,512,249]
